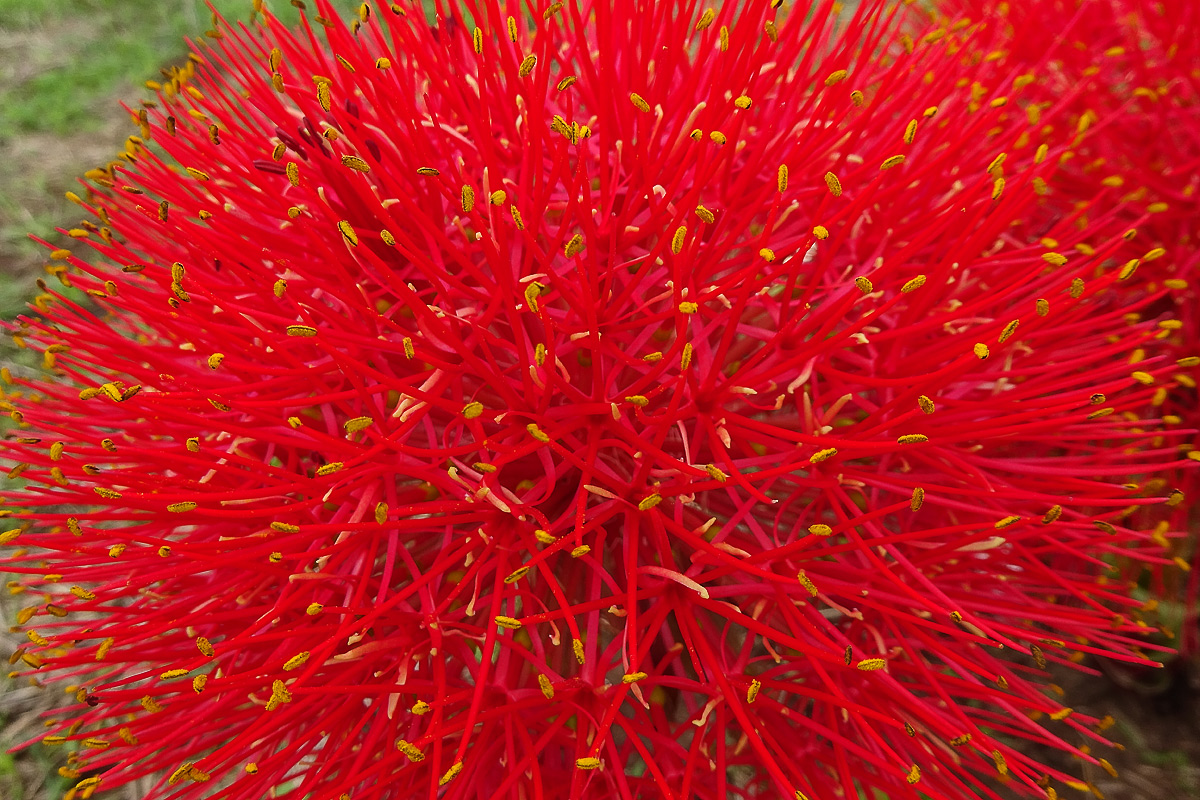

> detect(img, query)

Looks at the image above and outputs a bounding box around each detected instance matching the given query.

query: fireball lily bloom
[1,2,1194,800]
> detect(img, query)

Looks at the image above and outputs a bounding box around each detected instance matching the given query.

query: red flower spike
[1,2,1194,800]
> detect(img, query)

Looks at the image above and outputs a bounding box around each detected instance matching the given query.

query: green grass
[0,0,250,138]
[0,0,362,318]
[0,0,368,139]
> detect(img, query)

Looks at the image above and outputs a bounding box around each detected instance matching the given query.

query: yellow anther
[461,402,484,420]
[472,27,483,54]
[572,638,586,664]
[556,76,576,91]
[813,225,829,240]
[167,501,197,513]
[338,220,359,247]
[917,396,935,414]
[570,545,590,557]
[341,155,370,172]
[629,93,651,113]
[825,69,848,86]
[671,226,687,254]
[759,247,775,262]
[1131,371,1154,385]
[695,8,715,30]
[709,131,726,145]
[526,423,550,443]
[1143,247,1167,262]
[519,54,537,77]
[746,678,762,702]
[1115,259,1139,281]
[395,740,424,762]
[494,615,522,629]
[286,325,317,337]
[992,178,1005,200]
[734,95,752,109]
[898,434,928,444]
[855,277,873,294]
[850,90,865,106]
[315,461,344,476]
[1069,277,1085,298]
[910,487,925,511]
[901,275,926,293]
[824,171,842,196]
[678,301,699,314]
[575,757,602,770]
[1038,505,1063,525]
[416,166,439,176]
[777,165,788,192]
[622,672,648,684]
[638,494,663,511]
[995,515,1020,529]
[880,155,905,170]
[797,570,818,597]
[315,81,332,112]
[439,762,463,786]
[808,524,833,536]
[564,234,584,258]
[998,320,1019,344]
[207,353,224,369]
[719,25,729,51]
[461,185,475,214]
[811,447,838,463]
[904,120,918,144]
[283,652,310,671]
[344,416,372,434]
[856,658,886,671]
[411,700,430,714]
[524,281,543,312]
[681,342,694,370]
[974,343,990,359]
[705,464,727,482]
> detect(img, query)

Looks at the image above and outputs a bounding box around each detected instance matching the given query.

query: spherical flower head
[2,2,1193,800]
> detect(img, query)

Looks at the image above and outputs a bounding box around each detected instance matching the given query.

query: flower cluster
[2,2,1195,799]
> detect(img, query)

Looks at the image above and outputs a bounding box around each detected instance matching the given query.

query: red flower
[2,2,1193,799]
